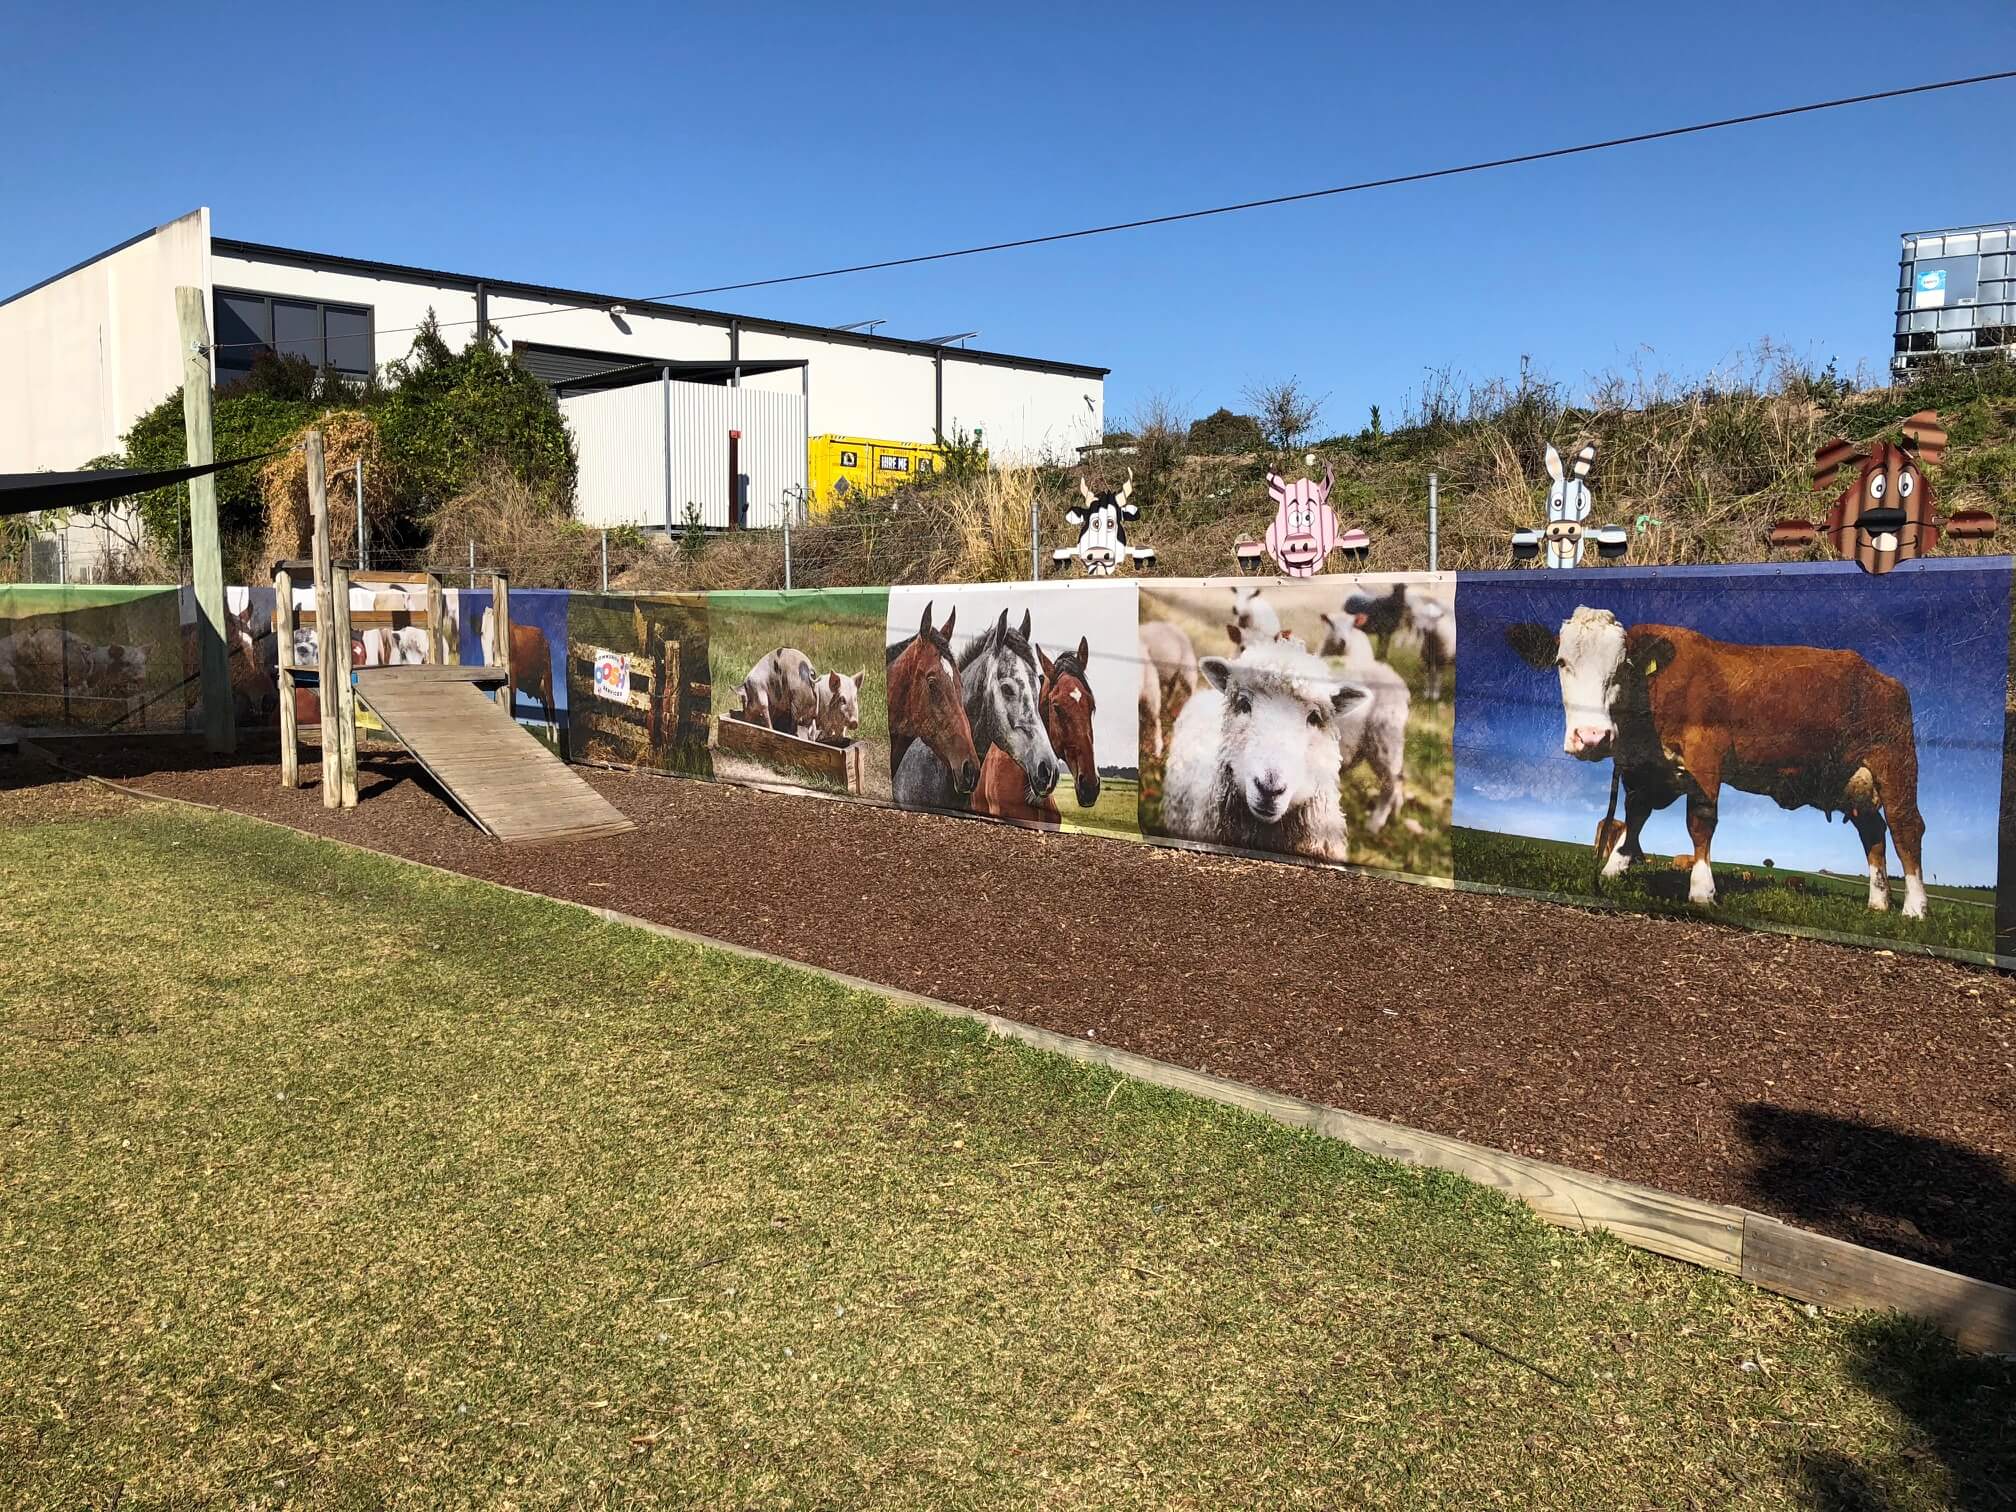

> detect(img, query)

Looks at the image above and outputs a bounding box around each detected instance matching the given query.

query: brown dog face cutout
[1770,410,1994,574]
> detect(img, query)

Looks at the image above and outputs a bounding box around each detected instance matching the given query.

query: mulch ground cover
[15,739,2016,1290]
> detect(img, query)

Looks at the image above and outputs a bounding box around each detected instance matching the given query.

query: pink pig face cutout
[1263,465,1342,578]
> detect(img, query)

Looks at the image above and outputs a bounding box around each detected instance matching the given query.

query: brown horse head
[1038,635,1099,809]
[887,601,980,793]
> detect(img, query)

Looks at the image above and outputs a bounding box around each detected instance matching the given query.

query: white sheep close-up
[1160,635,1370,863]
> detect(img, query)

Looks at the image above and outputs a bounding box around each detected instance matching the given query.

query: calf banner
[1455,560,2009,963]
[17,558,2012,970]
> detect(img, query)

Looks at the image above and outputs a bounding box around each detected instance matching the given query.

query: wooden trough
[717,712,866,794]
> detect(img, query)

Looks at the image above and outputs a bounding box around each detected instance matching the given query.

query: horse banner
[884,581,1141,837]
[0,585,185,734]
[1452,558,2011,965]
[709,588,889,800]
[1137,575,1456,881]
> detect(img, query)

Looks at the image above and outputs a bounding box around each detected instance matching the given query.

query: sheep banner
[884,582,1142,837]
[1138,575,1457,880]
[0,585,186,734]
[1453,558,2011,964]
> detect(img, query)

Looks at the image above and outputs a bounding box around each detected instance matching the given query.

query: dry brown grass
[239,356,2012,592]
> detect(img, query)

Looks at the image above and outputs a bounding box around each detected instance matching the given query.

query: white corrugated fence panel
[560,384,668,529]
[562,380,807,530]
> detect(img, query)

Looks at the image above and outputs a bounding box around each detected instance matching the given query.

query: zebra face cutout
[1511,442,1627,567]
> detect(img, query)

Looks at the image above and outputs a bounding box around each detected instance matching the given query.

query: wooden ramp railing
[353,665,634,845]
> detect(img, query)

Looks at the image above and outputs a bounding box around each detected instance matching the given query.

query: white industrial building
[0,207,1108,567]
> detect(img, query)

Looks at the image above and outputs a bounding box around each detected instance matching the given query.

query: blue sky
[5,2,2014,428]
[1453,561,2011,886]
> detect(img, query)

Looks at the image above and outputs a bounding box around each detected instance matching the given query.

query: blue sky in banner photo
[1453,560,2011,887]
[456,589,571,728]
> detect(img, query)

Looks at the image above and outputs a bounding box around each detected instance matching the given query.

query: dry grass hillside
[224,350,2016,593]
[602,353,2016,591]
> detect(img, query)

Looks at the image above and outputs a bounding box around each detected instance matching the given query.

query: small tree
[1187,407,1265,455]
[679,501,708,562]
[1242,378,1326,456]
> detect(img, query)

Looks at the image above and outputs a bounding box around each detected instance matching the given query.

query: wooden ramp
[353,666,634,844]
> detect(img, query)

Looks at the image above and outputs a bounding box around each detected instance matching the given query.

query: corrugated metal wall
[560,379,808,531]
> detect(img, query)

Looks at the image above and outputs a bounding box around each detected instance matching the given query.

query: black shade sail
[0,453,279,518]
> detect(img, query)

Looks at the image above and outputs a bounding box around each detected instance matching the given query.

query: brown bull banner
[1452,558,2012,966]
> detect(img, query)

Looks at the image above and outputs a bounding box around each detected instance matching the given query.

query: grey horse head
[959,607,1059,803]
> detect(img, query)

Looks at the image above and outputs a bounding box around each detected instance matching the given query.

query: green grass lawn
[1059,774,1141,839]
[2,794,2009,1508]
[1453,827,1997,959]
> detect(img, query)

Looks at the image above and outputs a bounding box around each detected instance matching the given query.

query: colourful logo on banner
[592,648,630,703]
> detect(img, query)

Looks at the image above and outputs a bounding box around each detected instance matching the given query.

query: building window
[213,289,374,387]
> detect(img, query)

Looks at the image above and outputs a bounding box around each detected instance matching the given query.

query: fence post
[275,566,298,787]
[354,457,367,570]
[468,537,476,589]
[175,285,235,754]
[56,531,66,584]
[1030,492,1039,581]
[330,563,359,810]
[601,528,609,592]
[1428,472,1439,574]
[307,430,340,809]
[783,512,792,592]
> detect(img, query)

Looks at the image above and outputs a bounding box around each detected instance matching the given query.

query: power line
[207,69,2015,354]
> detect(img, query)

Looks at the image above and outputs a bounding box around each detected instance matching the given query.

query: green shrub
[89,315,577,563]
[1186,408,1264,455]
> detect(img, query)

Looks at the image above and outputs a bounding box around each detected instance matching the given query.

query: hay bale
[260,410,389,565]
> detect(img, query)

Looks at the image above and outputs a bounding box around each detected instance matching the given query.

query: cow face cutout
[1055,468,1156,576]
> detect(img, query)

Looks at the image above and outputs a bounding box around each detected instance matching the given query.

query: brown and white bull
[1507,606,1927,917]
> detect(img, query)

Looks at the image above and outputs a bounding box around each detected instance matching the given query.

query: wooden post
[175,286,236,755]
[307,430,341,808]
[275,566,298,787]
[330,564,359,809]
[426,571,447,665]
[492,570,513,715]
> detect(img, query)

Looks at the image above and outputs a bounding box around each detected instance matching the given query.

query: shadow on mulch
[1739,1105,2016,1296]
[7,732,453,809]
